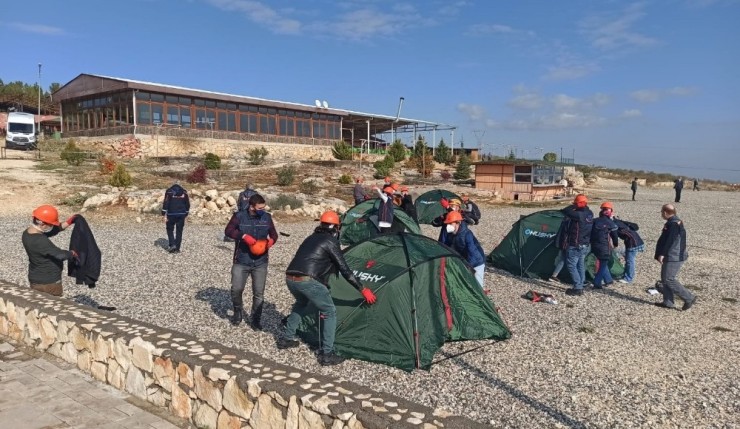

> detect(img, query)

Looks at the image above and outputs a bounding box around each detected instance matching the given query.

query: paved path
[0,338,192,429]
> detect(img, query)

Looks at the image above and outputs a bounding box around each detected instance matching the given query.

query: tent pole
[399,233,421,369]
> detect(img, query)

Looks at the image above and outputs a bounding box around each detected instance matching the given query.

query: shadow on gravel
[154,238,170,250]
[194,288,285,337]
[589,287,653,305]
[195,287,231,319]
[71,294,117,311]
[438,350,587,428]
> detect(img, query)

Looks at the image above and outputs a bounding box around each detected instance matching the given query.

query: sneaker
[318,351,345,366]
[618,279,630,284]
[682,296,697,311]
[565,288,584,296]
[548,276,560,283]
[167,246,176,253]
[277,338,300,349]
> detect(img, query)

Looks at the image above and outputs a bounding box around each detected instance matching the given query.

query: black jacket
[400,195,418,223]
[590,215,618,259]
[614,219,644,249]
[286,228,363,290]
[162,184,190,217]
[655,216,688,262]
[562,204,594,247]
[67,215,102,287]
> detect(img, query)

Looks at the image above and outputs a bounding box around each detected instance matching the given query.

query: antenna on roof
[322,100,329,109]
[314,99,321,108]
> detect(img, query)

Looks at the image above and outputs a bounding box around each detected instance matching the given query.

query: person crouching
[440,211,487,289]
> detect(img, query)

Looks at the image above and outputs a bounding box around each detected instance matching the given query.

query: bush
[60,140,85,166]
[270,194,303,210]
[434,140,453,165]
[204,152,221,170]
[186,164,207,184]
[440,170,452,181]
[387,140,407,162]
[332,140,353,161]
[453,154,472,180]
[99,157,117,174]
[299,180,319,195]
[338,174,353,184]
[60,193,87,206]
[373,155,395,179]
[109,165,132,188]
[248,147,268,165]
[276,166,296,186]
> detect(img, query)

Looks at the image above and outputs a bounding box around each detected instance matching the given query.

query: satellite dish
[315,99,321,108]
[322,100,329,109]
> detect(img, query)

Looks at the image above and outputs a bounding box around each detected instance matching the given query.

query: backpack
[237,189,257,212]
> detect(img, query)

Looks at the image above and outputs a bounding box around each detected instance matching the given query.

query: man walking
[224,194,278,329]
[693,178,700,191]
[563,194,594,296]
[631,177,638,201]
[654,204,695,310]
[673,177,684,203]
[353,176,369,206]
[278,211,377,366]
[162,181,190,253]
[237,183,257,212]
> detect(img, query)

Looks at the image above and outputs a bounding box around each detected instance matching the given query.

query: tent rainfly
[414,189,461,225]
[339,199,420,246]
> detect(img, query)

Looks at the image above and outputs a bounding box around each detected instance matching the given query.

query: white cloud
[552,94,580,109]
[508,93,543,110]
[467,23,514,35]
[630,89,661,103]
[7,22,65,36]
[485,113,607,130]
[580,3,659,51]
[630,87,698,103]
[457,103,487,121]
[622,109,642,118]
[206,0,301,34]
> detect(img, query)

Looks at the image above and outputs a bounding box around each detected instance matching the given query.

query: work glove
[360,287,377,304]
[440,198,449,209]
[70,250,80,264]
[267,237,275,249]
[242,234,257,246]
[66,215,78,225]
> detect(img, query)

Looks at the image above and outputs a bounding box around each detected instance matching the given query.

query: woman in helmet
[441,210,486,289]
[22,205,78,296]
[279,210,377,366]
[590,202,619,289]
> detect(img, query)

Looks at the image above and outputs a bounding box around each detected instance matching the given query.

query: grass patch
[577,326,595,334]
[270,194,303,210]
[721,297,737,304]
[60,194,87,207]
[711,326,733,332]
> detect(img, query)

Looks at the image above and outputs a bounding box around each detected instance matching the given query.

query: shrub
[248,147,268,165]
[415,152,435,178]
[187,164,207,184]
[60,193,87,206]
[434,140,453,165]
[373,155,395,179]
[299,180,319,195]
[387,140,407,162]
[440,170,452,181]
[338,174,353,184]
[332,140,353,160]
[276,166,296,186]
[109,165,132,188]
[271,194,303,210]
[453,154,472,180]
[99,157,117,174]
[60,140,85,166]
[204,152,221,170]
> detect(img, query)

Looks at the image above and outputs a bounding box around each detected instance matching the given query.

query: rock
[223,377,254,420]
[205,189,219,200]
[250,394,286,429]
[216,197,227,209]
[83,193,119,208]
[194,366,223,410]
[217,410,242,429]
[153,357,175,392]
[125,367,147,400]
[227,196,236,207]
[206,201,218,211]
[170,383,192,420]
[130,337,155,372]
[193,403,219,429]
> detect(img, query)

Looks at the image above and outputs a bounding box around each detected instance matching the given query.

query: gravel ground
[1,185,738,428]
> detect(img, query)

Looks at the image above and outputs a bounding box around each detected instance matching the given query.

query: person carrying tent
[440,211,487,289]
[614,216,644,284]
[399,186,418,223]
[460,192,481,225]
[590,202,619,289]
[372,185,395,233]
[278,211,377,366]
[563,194,594,296]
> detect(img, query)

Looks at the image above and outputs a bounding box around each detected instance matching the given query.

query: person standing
[590,202,618,289]
[22,205,78,296]
[237,183,257,212]
[693,178,700,191]
[614,217,644,284]
[161,181,190,253]
[563,194,594,296]
[673,177,684,203]
[654,204,695,310]
[278,211,377,366]
[631,177,638,201]
[399,186,417,223]
[224,194,278,329]
[440,211,487,289]
[460,192,481,225]
[549,217,571,282]
[352,176,369,206]
[373,185,395,233]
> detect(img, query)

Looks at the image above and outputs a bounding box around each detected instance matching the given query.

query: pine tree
[434,139,452,164]
[453,153,472,180]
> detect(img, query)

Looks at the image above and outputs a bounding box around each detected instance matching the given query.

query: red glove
[66,215,77,225]
[267,237,275,249]
[440,198,449,209]
[360,287,377,304]
[242,234,257,246]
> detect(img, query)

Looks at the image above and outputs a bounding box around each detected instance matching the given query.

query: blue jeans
[566,245,590,290]
[623,248,638,282]
[552,249,566,277]
[593,258,613,287]
[284,278,336,354]
[230,263,268,315]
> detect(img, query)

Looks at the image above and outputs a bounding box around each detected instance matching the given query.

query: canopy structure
[414,189,461,225]
[339,199,420,246]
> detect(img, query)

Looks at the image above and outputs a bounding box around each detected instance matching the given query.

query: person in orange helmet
[563,194,594,296]
[21,205,79,296]
[441,210,486,289]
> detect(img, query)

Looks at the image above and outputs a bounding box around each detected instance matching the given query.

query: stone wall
[0,282,485,429]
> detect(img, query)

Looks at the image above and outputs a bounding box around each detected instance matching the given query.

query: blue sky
[3,0,739,181]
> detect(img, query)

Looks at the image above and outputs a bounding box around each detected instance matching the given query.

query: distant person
[614,216,644,284]
[352,176,369,205]
[399,186,417,223]
[563,194,594,296]
[237,183,258,212]
[372,185,395,233]
[653,204,695,310]
[631,177,638,201]
[590,202,618,289]
[693,178,700,191]
[161,181,190,253]
[673,177,684,203]
[460,192,481,225]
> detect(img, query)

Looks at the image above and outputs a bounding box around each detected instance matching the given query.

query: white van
[5,112,37,150]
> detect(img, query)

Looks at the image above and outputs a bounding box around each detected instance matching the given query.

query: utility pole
[37,63,42,134]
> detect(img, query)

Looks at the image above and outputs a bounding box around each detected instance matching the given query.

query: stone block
[194,365,223,410]
[56,320,71,342]
[250,394,286,429]
[286,396,299,429]
[131,337,155,372]
[92,335,111,362]
[26,311,40,339]
[177,362,194,388]
[153,357,175,392]
[125,366,147,400]
[91,361,107,382]
[77,350,92,372]
[170,383,192,420]
[108,359,125,390]
[70,326,92,351]
[194,402,219,429]
[217,409,242,429]
[38,317,57,349]
[299,406,324,428]
[113,338,132,371]
[223,377,254,420]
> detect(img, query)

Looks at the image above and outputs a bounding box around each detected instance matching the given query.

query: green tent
[296,233,511,371]
[487,209,624,281]
[414,189,461,224]
[339,199,420,246]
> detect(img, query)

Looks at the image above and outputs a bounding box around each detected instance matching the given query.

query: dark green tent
[487,209,624,281]
[296,233,511,371]
[339,199,420,246]
[414,189,461,224]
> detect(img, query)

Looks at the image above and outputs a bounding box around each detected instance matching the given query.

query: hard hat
[574,194,588,207]
[32,205,60,226]
[383,186,394,194]
[400,186,409,192]
[320,210,340,225]
[600,201,613,210]
[249,239,268,256]
[391,183,400,191]
[444,211,464,224]
[448,198,462,207]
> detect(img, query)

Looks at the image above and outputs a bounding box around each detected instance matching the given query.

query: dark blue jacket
[554,217,571,250]
[224,210,278,267]
[443,223,486,267]
[590,215,618,259]
[654,215,688,262]
[161,184,190,217]
[614,219,644,249]
[377,193,394,225]
[237,188,257,212]
[561,204,594,247]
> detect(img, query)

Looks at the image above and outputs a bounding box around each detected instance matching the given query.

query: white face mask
[445,224,456,233]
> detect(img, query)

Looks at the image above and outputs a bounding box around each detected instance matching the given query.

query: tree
[373,155,395,179]
[387,140,407,162]
[543,152,557,162]
[48,82,61,94]
[507,149,516,160]
[433,139,452,165]
[453,154,472,180]
[409,136,434,178]
[332,140,353,160]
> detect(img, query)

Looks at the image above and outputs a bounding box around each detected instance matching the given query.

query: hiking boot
[604,282,613,287]
[565,288,584,296]
[682,296,697,311]
[318,351,345,366]
[277,338,300,349]
[250,314,263,331]
[230,308,244,326]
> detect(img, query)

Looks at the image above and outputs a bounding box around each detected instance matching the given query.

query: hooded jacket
[161,184,190,217]
[562,204,594,247]
[443,222,486,267]
[614,218,644,249]
[67,215,102,287]
[590,214,618,259]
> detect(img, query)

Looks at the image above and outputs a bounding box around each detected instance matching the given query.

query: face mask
[32,223,54,234]
[446,224,456,233]
[254,209,265,216]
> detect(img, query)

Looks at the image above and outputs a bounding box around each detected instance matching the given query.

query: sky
[2,0,739,181]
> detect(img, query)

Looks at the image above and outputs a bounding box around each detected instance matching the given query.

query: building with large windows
[53,74,453,149]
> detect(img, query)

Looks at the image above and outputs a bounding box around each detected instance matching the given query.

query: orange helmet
[383,186,394,194]
[444,211,464,224]
[320,210,340,225]
[249,239,268,256]
[32,205,60,226]
[600,201,613,210]
[391,183,400,191]
[574,194,588,208]
[400,186,409,192]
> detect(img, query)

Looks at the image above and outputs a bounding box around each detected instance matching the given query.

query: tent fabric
[414,189,461,225]
[295,233,511,371]
[339,199,420,246]
[487,209,624,281]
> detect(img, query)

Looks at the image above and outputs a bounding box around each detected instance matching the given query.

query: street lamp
[37,63,42,136]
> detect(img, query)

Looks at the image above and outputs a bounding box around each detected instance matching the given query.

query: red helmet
[320,210,340,225]
[574,194,588,208]
[600,201,613,210]
[444,211,464,224]
[32,205,60,226]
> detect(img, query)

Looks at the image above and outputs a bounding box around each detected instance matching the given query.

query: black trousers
[166,216,186,250]
[674,189,682,203]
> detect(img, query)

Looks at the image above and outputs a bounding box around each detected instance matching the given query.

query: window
[137,103,151,125]
[514,165,533,184]
[532,165,564,185]
[152,104,164,124]
[150,93,165,102]
[180,107,192,128]
[166,95,178,104]
[179,97,191,105]
[240,114,257,133]
[313,122,325,138]
[205,100,216,108]
[226,103,236,111]
[167,106,179,125]
[195,99,205,107]
[137,92,150,101]
[219,112,236,131]
[218,112,227,130]
[280,118,294,135]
